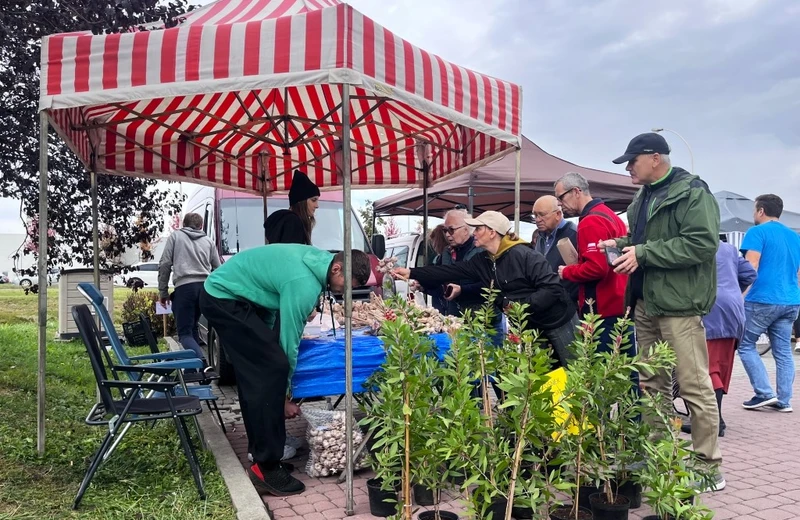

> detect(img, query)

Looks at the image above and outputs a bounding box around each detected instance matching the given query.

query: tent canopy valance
[40,0,522,194]
[373,135,638,219]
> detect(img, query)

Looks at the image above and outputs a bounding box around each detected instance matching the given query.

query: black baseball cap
[612,132,671,164]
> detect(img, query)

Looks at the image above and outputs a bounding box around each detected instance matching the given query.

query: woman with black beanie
[264,170,321,245]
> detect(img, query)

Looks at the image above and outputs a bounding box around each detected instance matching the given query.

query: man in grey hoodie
[159,213,220,364]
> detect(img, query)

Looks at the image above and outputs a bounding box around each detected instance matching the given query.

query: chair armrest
[114,364,179,376]
[103,379,179,391]
[129,350,199,361]
[125,358,205,371]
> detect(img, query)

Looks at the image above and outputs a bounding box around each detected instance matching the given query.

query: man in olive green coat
[599,132,724,492]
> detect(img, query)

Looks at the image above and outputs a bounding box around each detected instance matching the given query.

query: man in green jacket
[200,245,371,496]
[599,132,725,491]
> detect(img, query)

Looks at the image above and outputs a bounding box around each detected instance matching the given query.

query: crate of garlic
[331,292,461,335]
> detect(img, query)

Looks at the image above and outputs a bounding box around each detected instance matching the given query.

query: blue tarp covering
[291,329,451,399]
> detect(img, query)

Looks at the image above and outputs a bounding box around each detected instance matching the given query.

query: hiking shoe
[285,434,304,450]
[742,396,778,409]
[248,464,305,496]
[247,453,295,472]
[767,402,793,413]
[247,445,297,462]
[696,471,726,493]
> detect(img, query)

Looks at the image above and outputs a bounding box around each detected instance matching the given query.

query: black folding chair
[672,369,690,417]
[138,313,220,385]
[71,304,206,509]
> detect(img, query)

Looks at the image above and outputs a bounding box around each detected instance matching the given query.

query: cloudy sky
[1,0,798,235]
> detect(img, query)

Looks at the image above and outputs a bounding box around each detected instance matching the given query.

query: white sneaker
[247,444,297,462]
[285,435,304,450]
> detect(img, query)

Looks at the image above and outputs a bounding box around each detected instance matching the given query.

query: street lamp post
[652,127,694,174]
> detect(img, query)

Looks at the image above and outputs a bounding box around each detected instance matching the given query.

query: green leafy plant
[360,296,438,520]
[120,290,175,338]
[638,392,715,520]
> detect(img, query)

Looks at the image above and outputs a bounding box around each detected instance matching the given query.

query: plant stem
[505,396,531,520]
[403,387,412,520]
[478,339,493,429]
[573,403,587,520]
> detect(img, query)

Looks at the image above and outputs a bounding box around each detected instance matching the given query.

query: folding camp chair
[77,283,225,437]
[71,304,205,509]
[137,313,220,386]
[672,369,690,417]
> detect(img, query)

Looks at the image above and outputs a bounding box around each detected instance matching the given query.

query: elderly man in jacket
[599,132,724,492]
[533,195,579,302]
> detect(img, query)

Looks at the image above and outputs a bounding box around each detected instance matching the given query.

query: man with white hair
[533,195,579,302]
[421,208,485,316]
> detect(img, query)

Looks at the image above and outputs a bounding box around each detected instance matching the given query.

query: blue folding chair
[77,283,225,438]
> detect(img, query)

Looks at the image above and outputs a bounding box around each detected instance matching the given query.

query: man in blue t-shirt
[738,194,800,413]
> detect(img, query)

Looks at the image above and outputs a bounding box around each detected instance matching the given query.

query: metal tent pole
[468,185,475,215]
[341,86,355,515]
[513,146,522,235]
[36,112,49,456]
[422,166,429,266]
[261,154,269,244]
[90,167,100,290]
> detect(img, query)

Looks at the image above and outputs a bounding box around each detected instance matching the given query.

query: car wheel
[126,277,144,290]
[207,327,236,385]
[20,279,32,289]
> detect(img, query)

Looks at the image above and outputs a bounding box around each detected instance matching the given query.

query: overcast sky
[2,0,798,235]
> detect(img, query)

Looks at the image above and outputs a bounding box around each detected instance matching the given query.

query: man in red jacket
[554,172,632,353]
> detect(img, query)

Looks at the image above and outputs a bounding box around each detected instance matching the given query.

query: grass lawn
[0,285,236,519]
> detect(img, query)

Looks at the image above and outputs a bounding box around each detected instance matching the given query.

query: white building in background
[0,233,34,275]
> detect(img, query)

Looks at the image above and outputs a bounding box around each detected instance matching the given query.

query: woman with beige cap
[392,211,579,367]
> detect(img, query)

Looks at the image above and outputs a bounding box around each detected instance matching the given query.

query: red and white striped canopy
[40,0,522,193]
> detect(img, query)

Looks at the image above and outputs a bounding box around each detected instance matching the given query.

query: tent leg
[513,146,522,235]
[90,168,100,291]
[341,86,355,516]
[468,186,475,215]
[260,154,269,244]
[37,112,49,457]
[422,168,429,266]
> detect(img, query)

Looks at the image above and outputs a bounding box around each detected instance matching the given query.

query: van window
[393,246,409,268]
[219,199,368,255]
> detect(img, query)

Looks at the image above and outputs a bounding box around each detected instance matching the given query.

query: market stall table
[292,328,451,399]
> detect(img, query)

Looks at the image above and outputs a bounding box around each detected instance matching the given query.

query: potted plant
[638,392,715,520]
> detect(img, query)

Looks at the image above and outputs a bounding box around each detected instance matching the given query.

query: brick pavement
[213,351,800,519]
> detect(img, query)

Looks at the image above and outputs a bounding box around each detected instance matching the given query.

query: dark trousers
[544,313,581,367]
[596,316,640,391]
[172,282,205,361]
[199,289,288,467]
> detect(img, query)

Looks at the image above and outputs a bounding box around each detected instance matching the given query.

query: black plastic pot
[367,478,398,518]
[641,516,665,520]
[613,480,641,509]
[589,492,630,520]
[413,484,440,506]
[511,503,534,519]
[418,511,459,520]
[482,498,508,519]
[549,505,593,520]
[578,484,601,511]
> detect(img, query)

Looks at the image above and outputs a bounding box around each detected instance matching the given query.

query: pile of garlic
[305,410,366,477]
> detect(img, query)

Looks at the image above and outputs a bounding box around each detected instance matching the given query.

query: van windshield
[219,198,369,255]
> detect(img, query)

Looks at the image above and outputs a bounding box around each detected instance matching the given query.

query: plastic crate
[122,320,149,347]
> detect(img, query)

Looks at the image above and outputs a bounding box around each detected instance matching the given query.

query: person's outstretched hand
[391,267,411,280]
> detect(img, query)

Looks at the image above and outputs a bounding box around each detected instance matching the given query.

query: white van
[183,186,386,383]
[383,232,430,301]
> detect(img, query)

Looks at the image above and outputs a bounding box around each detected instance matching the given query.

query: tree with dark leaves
[0,1,194,273]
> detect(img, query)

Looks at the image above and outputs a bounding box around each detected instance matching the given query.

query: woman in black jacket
[264,170,320,245]
[392,211,579,367]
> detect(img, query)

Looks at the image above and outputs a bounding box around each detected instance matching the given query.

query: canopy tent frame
[35,1,523,513]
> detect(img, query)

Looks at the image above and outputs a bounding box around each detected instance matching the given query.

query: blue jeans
[738,302,800,406]
[171,282,206,362]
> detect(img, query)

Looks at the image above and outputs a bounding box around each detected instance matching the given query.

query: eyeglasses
[555,188,575,202]
[533,209,560,221]
[443,225,466,235]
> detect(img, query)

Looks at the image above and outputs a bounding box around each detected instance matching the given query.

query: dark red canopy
[373,135,638,219]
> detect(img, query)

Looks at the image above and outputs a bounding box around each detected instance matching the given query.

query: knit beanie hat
[289,170,320,206]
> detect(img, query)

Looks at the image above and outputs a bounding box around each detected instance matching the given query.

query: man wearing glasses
[533,195,579,302]
[424,208,485,317]
[599,132,725,492]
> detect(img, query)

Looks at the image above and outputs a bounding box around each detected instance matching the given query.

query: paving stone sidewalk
[214,351,800,519]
